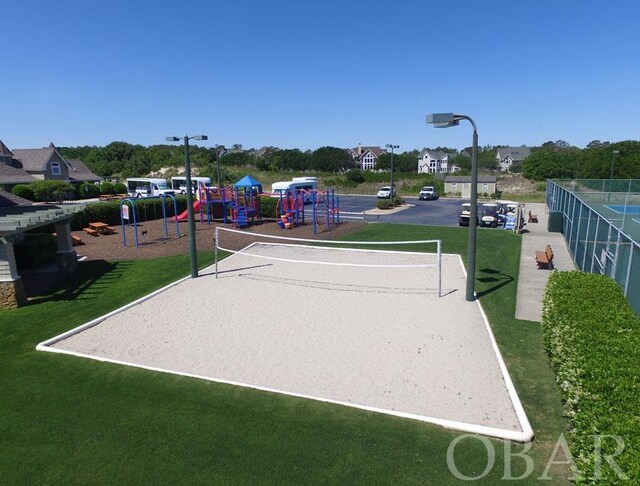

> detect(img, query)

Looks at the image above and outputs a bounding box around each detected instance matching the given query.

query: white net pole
[214,226,219,278]
[437,240,442,298]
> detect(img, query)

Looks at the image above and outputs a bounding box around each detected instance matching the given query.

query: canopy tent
[233,175,262,192]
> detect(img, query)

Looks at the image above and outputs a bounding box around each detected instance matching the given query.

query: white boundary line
[36,253,534,443]
[604,204,640,216]
[457,253,535,443]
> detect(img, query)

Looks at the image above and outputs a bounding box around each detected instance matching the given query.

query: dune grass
[1,226,570,484]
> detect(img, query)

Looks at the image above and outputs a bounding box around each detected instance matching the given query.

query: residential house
[0,140,100,191]
[348,145,387,170]
[254,146,278,158]
[417,148,459,174]
[444,175,497,198]
[496,146,531,172]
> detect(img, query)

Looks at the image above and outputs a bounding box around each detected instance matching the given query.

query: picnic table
[87,222,116,235]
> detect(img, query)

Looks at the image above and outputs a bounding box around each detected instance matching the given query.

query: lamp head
[165,136,180,142]
[426,113,459,128]
[192,135,208,141]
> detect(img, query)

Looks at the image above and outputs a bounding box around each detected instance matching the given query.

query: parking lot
[334,195,466,227]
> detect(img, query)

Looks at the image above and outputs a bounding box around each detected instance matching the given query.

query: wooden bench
[83,227,99,236]
[53,232,85,245]
[528,210,538,223]
[535,244,554,269]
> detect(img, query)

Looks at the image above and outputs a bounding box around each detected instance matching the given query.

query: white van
[126,178,175,198]
[271,177,317,203]
[170,176,211,195]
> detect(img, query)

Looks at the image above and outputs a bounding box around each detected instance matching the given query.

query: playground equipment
[276,190,304,229]
[120,194,180,247]
[176,176,263,228]
[230,175,262,228]
[274,187,339,234]
[311,189,340,234]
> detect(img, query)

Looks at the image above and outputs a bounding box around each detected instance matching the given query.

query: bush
[542,272,640,482]
[259,196,279,218]
[11,184,35,201]
[114,182,127,194]
[71,197,189,230]
[377,199,394,210]
[392,196,405,206]
[31,180,75,202]
[535,181,547,192]
[14,233,57,270]
[345,169,365,184]
[99,181,116,195]
[77,182,100,199]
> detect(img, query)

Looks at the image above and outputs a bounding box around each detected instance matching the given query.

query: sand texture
[50,249,523,434]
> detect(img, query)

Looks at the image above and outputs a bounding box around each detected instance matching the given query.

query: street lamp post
[610,149,620,181]
[385,144,399,199]
[166,134,208,278]
[426,113,478,301]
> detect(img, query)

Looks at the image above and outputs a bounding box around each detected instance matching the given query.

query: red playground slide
[176,200,201,221]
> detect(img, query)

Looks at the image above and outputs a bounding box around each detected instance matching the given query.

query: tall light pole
[426,113,478,301]
[386,144,399,199]
[610,149,620,180]
[166,134,208,278]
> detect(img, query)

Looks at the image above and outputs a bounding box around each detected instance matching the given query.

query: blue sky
[2,0,640,152]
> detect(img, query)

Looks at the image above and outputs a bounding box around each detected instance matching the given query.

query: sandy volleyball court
[39,245,532,441]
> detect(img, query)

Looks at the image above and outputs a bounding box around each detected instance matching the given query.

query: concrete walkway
[515,203,576,322]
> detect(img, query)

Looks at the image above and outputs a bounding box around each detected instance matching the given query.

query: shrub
[345,169,365,184]
[392,196,405,206]
[377,199,394,210]
[31,180,75,202]
[114,182,127,194]
[77,182,100,199]
[14,233,57,270]
[542,272,640,482]
[71,197,189,230]
[99,181,116,195]
[259,196,279,218]
[536,181,547,192]
[11,184,35,201]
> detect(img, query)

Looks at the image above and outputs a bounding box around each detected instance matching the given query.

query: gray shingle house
[0,140,101,191]
[496,146,531,172]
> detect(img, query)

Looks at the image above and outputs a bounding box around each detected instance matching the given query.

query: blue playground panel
[605,204,640,216]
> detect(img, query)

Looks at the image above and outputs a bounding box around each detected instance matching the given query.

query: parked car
[418,186,438,200]
[481,203,499,227]
[459,203,479,227]
[377,186,396,198]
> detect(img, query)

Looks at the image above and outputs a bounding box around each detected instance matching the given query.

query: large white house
[348,145,387,170]
[417,149,459,174]
[496,146,531,172]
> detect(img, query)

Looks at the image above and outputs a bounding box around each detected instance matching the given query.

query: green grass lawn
[1,227,570,484]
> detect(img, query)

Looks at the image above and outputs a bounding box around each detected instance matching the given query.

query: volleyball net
[214,227,443,296]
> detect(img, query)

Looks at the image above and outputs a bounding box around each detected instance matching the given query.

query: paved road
[335,195,467,227]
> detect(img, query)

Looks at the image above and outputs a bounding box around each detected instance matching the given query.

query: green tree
[523,148,578,181]
[311,147,353,172]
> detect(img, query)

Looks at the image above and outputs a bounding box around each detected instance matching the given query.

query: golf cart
[481,203,499,227]
[458,203,479,227]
